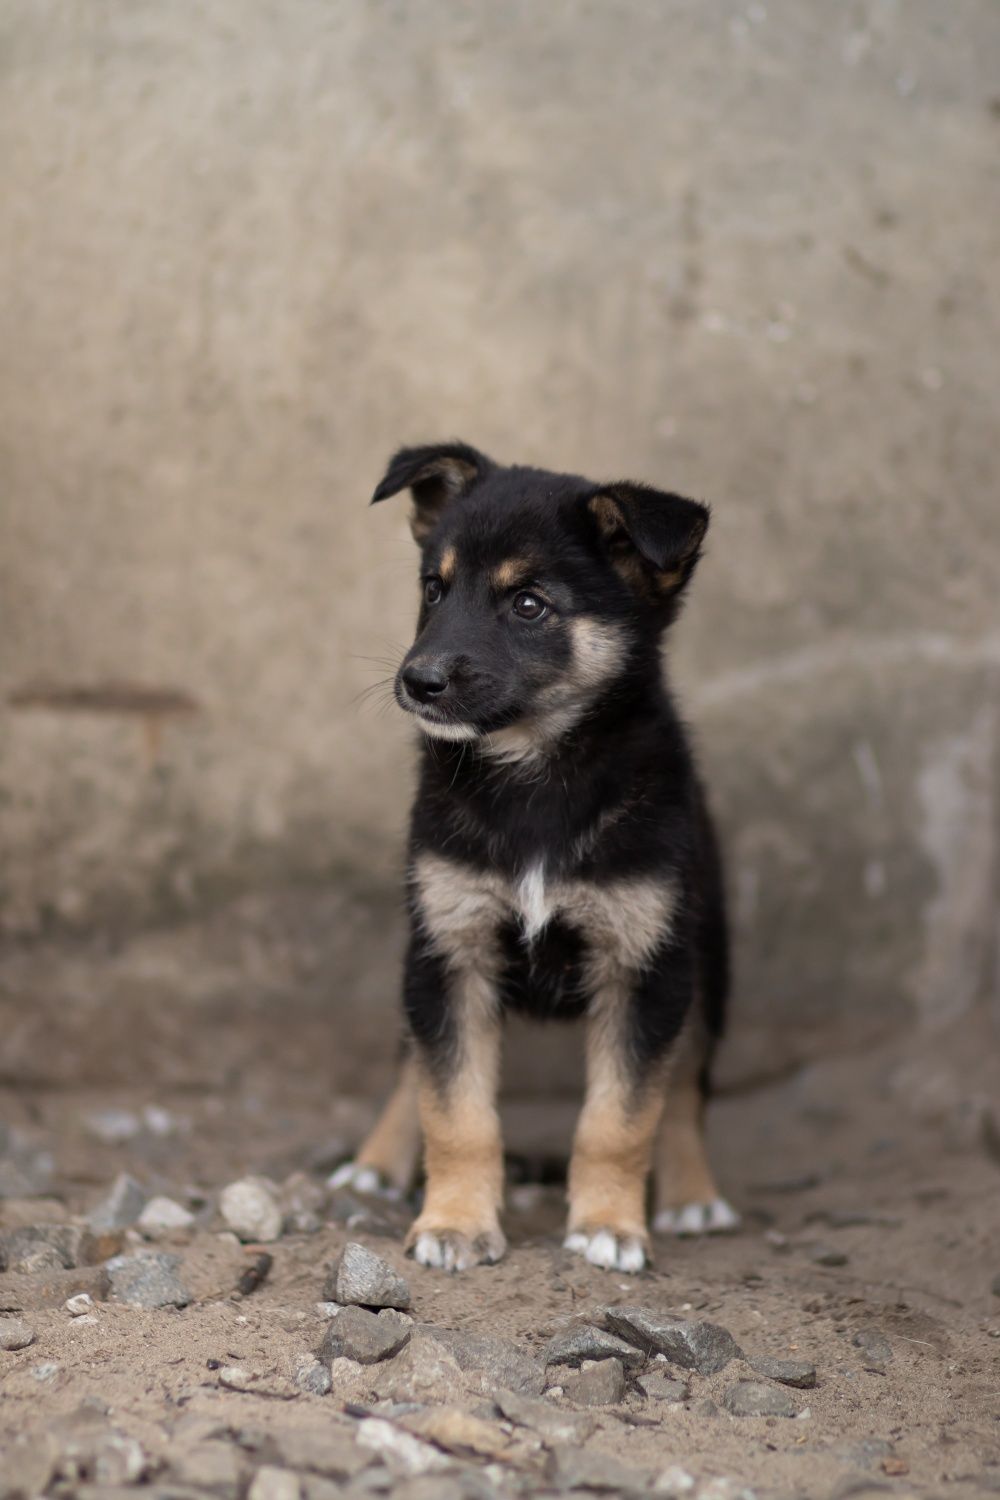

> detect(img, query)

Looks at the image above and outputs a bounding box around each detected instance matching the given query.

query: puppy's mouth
[394,678,523,742]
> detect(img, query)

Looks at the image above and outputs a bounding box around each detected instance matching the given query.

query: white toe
[413,1232,445,1268]
[563,1229,647,1272]
[326,1161,401,1199]
[653,1197,740,1236]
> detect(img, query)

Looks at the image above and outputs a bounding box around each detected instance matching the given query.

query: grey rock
[652,1464,696,1496]
[275,1426,374,1480]
[544,1323,645,1370]
[169,1438,249,1491]
[374,1331,468,1402]
[326,1242,411,1311]
[66,1293,96,1316]
[722,1380,799,1418]
[293,1356,333,1396]
[808,1243,849,1267]
[87,1174,148,1233]
[550,1444,651,1494]
[603,1307,741,1374]
[747,1353,817,1388]
[355,1417,452,1476]
[422,1324,545,1396]
[492,1386,596,1443]
[0,1223,86,1272]
[0,1316,36,1350]
[136,1197,195,1237]
[560,1357,626,1407]
[319,1306,411,1364]
[638,1369,689,1402]
[106,1251,191,1308]
[31,1361,61,1382]
[852,1328,893,1369]
[248,1467,303,1500]
[220,1177,283,1243]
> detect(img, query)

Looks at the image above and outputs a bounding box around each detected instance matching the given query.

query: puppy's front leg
[404,942,506,1272]
[564,1010,665,1273]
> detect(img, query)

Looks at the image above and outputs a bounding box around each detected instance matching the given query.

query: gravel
[136,1196,195,1236]
[325,1241,411,1310]
[220,1177,284,1242]
[747,1354,817,1388]
[852,1327,893,1370]
[318,1305,412,1364]
[544,1323,646,1370]
[86,1173,148,1232]
[722,1380,799,1418]
[105,1251,192,1309]
[560,1356,627,1406]
[0,1316,36,1350]
[603,1307,741,1375]
[492,1386,597,1443]
[638,1369,689,1401]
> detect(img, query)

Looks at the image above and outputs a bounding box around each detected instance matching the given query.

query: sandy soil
[0,912,998,1500]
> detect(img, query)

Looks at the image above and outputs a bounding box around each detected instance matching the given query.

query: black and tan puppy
[333,442,738,1272]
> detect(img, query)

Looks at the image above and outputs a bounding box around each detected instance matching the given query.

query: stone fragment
[293,1356,333,1396]
[84,1109,141,1144]
[808,1243,848,1266]
[318,1306,411,1365]
[544,1323,645,1370]
[280,1172,328,1235]
[0,1223,93,1272]
[722,1380,798,1418]
[137,1196,195,1237]
[275,1426,373,1480]
[747,1353,816,1388]
[87,1174,148,1233]
[0,1316,35,1350]
[852,1328,892,1370]
[105,1251,191,1308]
[66,1293,95,1317]
[31,1361,60,1382]
[652,1464,697,1495]
[550,1444,651,1493]
[492,1386,596,1443]
[402,1406,515,1460]
[376,1330,468,1402]
[638,1369,689,1402]
[603,1307,741,1375]
[168,1438,249,1489]
[560,1357,626,1407]
[355,1417,452,1476]
[0,1264,109,1313]
[325,1242,411,1310]
[248,1466,303,1500]
[419,1324,545,1396]
[220,1178,283,1243]
[92,1432,148,1485]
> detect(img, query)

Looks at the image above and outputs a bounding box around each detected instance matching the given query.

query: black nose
[402,662,450,703]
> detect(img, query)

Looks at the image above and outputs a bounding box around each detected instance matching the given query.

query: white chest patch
[516,863,552,941]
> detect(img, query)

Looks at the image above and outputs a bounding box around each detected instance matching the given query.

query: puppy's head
[371,442,709,753]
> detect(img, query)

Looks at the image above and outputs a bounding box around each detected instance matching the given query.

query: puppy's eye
[424,577,443,606]
[512,591,547,621]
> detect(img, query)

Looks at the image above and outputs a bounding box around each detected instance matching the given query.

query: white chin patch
[416,718,479,742]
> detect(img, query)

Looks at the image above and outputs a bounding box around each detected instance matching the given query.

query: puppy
[334,442,738,1272]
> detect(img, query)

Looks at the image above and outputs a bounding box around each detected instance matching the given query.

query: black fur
[372,443,728,1099]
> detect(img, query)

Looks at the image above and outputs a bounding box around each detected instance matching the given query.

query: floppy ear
[588,482,710,598]
[371,442,494,543]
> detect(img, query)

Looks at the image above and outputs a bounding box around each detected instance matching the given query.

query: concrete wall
[2,1,998,1076]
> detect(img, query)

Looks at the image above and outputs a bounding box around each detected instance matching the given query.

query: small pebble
[293,1355,333,1396]
[0,1316,36,1351]
[87,1173,148,1233]
[560,1356,626,1406]
[325,1241,411,1310]
[248,1465,303,1500]
[220,1177,283,1243]
[653,1464,696,1496]
[137,1196,195,1236]
[748,1353,817,1388]
[65,1293,95,1317]
[722,1380,798,1418]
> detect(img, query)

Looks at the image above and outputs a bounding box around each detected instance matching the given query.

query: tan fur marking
[439,545,457,582]
[491,556,532,591]
[567,1033,665,1240]
[354,1055,421,1190]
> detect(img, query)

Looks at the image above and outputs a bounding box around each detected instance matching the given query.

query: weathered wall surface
[2,1,998,1079]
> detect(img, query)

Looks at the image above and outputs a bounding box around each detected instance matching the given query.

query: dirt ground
[1,905,998,1500]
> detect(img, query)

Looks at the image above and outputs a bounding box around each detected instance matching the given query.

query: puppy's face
[371,444,709,752]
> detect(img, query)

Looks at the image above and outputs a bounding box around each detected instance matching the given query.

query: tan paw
[406,1224,507,1272]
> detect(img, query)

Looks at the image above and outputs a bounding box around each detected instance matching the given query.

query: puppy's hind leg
[652,1049,739,1236]
[328,1053,421,1199]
